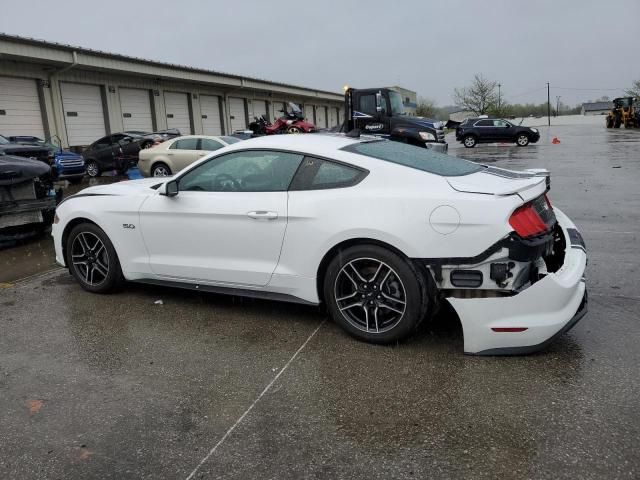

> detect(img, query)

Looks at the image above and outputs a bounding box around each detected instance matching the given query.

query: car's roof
[225,133,370,153]
[169,134,232,141]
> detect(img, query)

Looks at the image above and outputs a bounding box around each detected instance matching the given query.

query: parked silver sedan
[138,135,241,177]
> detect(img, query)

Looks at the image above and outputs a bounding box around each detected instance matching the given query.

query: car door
[167,137,201,172]
[492,119,512,141]
[138,149,304,286]
[90,135,117,169]
[474,119,495,141]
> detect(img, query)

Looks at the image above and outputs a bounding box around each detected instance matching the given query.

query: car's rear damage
[421,168,587,355]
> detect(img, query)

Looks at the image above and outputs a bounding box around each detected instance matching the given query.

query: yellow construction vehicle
[606,97,639,128]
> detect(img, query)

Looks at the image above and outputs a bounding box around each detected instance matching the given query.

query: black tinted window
[475,120,493,127]
[341,141,483,177]
[179,150,303,192]
[359,95,376,115]
[290,157,366,190]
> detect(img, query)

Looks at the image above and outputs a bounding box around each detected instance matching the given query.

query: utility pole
[556,96,561,117]
[498,83,501,114]
[547,82,551,126]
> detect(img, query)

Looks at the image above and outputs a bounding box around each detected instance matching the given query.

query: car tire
[516,134,530,147]
[323,244,430,344]
[66,223,124,294]
[463,135,476,148]
[151,162,172,177]
[287,126,302,134]
[86,160,100,177]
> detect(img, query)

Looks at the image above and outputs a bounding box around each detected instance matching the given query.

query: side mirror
[161,180,179,197]
[375,92,383,112]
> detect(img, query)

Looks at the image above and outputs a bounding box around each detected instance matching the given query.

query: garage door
[164,92,191,134]
[119,88,153,132]
[252,100,267,121]
[315,106,327,128]
[228,97,247,132]
[200,95,223,135]
[329,107,338,127]
[0,76,45,138]
[304,105,315,123]
[60,82,106,147]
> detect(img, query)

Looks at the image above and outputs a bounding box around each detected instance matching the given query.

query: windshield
[0,135,9,145]
[388,91,405,116]
[288,102,302,114]
[221,136,241,144]
[342,140,483,177]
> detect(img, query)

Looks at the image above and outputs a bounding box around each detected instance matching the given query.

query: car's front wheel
[516,134,530,146]
[463,135,476,148]
[323,244,430,344]
[85,160,100,177]
[151,162,172,177]
[66,223,124,293]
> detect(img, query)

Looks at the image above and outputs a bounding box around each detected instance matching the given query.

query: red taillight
[509,202,548,238]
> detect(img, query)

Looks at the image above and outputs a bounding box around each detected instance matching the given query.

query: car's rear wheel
[66,223,124,293]
[287,126,302,134]
[463,135,476,148]
[152,162,172,177]
[86,160,100,177]
[323,244,430,344]
[516,134,530,146]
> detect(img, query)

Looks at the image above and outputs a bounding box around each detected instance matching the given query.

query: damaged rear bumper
[447,208,588,355]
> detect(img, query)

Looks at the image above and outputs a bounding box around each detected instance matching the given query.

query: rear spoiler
[525,168,551,191]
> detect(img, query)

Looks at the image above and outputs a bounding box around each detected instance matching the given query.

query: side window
[359,95,377,115]
[200,138,224,151]
[290,157,367,190]
[93,136,112,150]
[170,138,199,150]
[494,120,508,127]
[475,120,493,127]
[179,150,303,192]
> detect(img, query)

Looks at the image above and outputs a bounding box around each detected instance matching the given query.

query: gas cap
[429,205,460,235]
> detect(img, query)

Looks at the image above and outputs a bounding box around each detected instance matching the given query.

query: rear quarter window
[341,141,483,177]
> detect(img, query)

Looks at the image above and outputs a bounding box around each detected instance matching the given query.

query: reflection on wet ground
[0,123,639,479]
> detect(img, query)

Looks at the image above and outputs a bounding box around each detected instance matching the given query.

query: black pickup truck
[340,88,447,152]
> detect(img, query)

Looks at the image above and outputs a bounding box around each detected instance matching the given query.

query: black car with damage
[0,154,57,246]
[455,118,541,148]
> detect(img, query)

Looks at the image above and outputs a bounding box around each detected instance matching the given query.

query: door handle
[167,152,174,156]
[247,211,278,220]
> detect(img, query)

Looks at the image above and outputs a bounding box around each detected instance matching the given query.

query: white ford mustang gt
[52,134,587,354]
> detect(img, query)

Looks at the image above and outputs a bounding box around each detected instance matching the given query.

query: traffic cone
[552,137,560,144]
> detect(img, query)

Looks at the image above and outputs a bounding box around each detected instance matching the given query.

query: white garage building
[0,34,344,149]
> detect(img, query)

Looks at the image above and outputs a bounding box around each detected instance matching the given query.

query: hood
[78,177,168,196]
[446,166,548,202]
[396,116,445,130]
[55,149,83,160]
[0,155,50,186]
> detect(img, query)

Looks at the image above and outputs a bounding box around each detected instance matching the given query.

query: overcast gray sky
[1,0,638,107]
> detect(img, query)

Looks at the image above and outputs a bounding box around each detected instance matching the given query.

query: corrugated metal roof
[0,32,342,98]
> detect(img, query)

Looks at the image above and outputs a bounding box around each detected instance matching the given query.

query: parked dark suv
[455,118,540,148]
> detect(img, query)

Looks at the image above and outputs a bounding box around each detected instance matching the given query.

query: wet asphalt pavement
[1,123,639,479]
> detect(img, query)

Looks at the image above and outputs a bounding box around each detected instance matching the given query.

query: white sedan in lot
[138,134,241,177]
[52,134,587,354]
